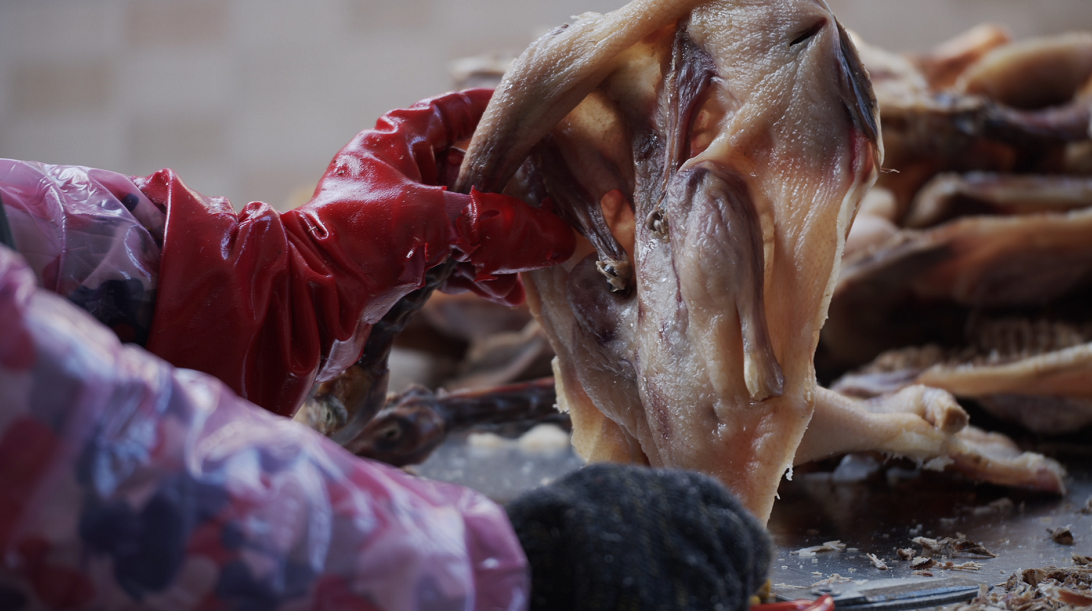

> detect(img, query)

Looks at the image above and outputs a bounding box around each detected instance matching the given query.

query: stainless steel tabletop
[766,452,1092,597]
[416,429,1092,602]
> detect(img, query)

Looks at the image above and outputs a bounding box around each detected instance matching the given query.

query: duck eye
[379,424,402,442]
[790,19,826,48]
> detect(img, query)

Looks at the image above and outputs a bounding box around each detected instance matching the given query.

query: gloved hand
[505,463,774,611]
[140,89,575,417]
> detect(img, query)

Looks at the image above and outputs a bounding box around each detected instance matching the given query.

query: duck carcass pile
[825,27,1092,444]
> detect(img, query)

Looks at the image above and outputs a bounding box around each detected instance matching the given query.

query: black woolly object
[505,463,773,611]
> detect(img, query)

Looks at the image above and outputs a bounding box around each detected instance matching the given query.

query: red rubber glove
[141,89,575,417]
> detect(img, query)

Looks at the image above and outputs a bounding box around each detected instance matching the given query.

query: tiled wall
[2,0,1090,210]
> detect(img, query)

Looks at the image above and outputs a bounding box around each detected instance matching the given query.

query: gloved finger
[364,87,494,186]
[440,264,526,306]
[307,90,573,294]
[449,188,575,279]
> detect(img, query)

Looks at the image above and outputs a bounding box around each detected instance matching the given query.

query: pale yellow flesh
[472,0,882,523]
[827,207,1092,367]
[798,387,1066,494]
[918,343,1092,397]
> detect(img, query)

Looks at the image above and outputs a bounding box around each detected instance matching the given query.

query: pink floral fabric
[0,244,529,610]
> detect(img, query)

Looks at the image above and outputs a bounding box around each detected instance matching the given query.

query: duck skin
[457,0,882,522]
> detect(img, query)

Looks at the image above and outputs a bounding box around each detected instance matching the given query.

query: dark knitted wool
[505,463,773,611]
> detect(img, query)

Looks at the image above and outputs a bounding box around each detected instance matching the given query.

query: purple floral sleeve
[0,244,530,611]
[0,160,165,345]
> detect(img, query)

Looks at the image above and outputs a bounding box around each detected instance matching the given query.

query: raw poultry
[825,26,1092,437]
[457,0,879,524]
[305,2,1080,524]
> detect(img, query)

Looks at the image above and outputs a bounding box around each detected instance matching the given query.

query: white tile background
[2,0,1090,210]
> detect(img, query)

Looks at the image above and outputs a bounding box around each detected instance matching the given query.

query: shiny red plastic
[141,89,575,417]
[752,595,836,611]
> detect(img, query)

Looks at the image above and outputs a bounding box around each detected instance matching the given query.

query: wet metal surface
[415,428,586,504]
[788,576,984,610]
[417,431,1092,604]
[767,454,1092,598]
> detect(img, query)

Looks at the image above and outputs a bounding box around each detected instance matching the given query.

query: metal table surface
[766,453,1092,598]
[416,429,1092,603]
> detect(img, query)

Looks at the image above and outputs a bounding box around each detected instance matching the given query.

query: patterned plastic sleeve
[0,159,164,345]
[0,244,530,611]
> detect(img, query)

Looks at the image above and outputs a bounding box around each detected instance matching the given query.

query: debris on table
[912,536,998,558]
[907,556,983,572]
[941,561,983,572]
[912,556,935,570]
[1049,526,1076,545]
[793,541,848,557]
[966,497,1015,517]
[867,553,889,570]
[810,574,854,587]
[952,566,1091,611]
